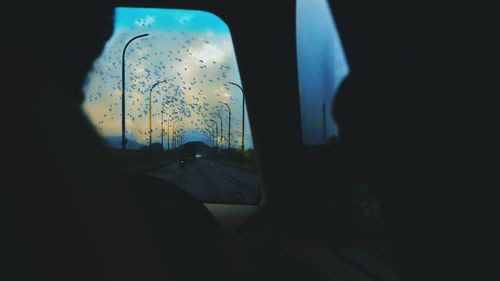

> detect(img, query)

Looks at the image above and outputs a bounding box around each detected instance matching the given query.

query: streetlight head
[133,33,150,40]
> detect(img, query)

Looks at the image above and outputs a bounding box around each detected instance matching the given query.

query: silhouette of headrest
[333,74,386,143]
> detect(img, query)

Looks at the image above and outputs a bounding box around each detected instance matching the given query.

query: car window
[82,7,260,204]
[296,0,349,146]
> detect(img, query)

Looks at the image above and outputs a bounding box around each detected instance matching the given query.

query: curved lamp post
[204,128,213,148]
[161,100,173,151]
[121,33,150,150]
[173,124,183,149]
[167,112,178,150]
[228,81,245,154]
[171,120,180,149]
[206,124,215,149]
[209,119,219,152]
[212,111,224,150]
[177,129,184,147]
[148,80,167,150]
[219,101,231,150]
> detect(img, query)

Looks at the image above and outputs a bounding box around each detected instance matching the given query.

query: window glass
[296,0,349,145]
[297,2,399,279]
[83,7,259,204]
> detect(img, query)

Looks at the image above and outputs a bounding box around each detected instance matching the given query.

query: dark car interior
[5,0,408,280]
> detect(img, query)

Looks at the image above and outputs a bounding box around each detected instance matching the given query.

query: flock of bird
[83,29,245,148]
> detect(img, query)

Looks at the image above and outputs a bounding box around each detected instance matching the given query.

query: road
[146,159,260,203]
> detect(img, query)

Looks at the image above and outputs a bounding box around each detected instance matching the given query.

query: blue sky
[83,7,252,150]
[115,7,230,33]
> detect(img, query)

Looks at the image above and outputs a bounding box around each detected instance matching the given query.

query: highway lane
[146,159,260,203]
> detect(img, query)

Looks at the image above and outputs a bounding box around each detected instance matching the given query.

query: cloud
[175,13,193,25]
[134,15,156,27]
[83,27,249,149]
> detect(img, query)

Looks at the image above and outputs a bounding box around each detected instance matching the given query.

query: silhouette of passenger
[329,75,384,237]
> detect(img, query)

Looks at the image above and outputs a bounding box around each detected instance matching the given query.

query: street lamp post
[121,33,150,151]
[161,100,173,151]
[213,111,224,151]
[204,128,213,148]
[149,80,167,150]
[177,129,184,147]
[207,124,215,150]
[177,127,184,149]
[167,112,178,150]
[171,120,180,149]
[220,101,231,150]
[173,124,183,149]
[209,119,219,153]
[228,82,245,155]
